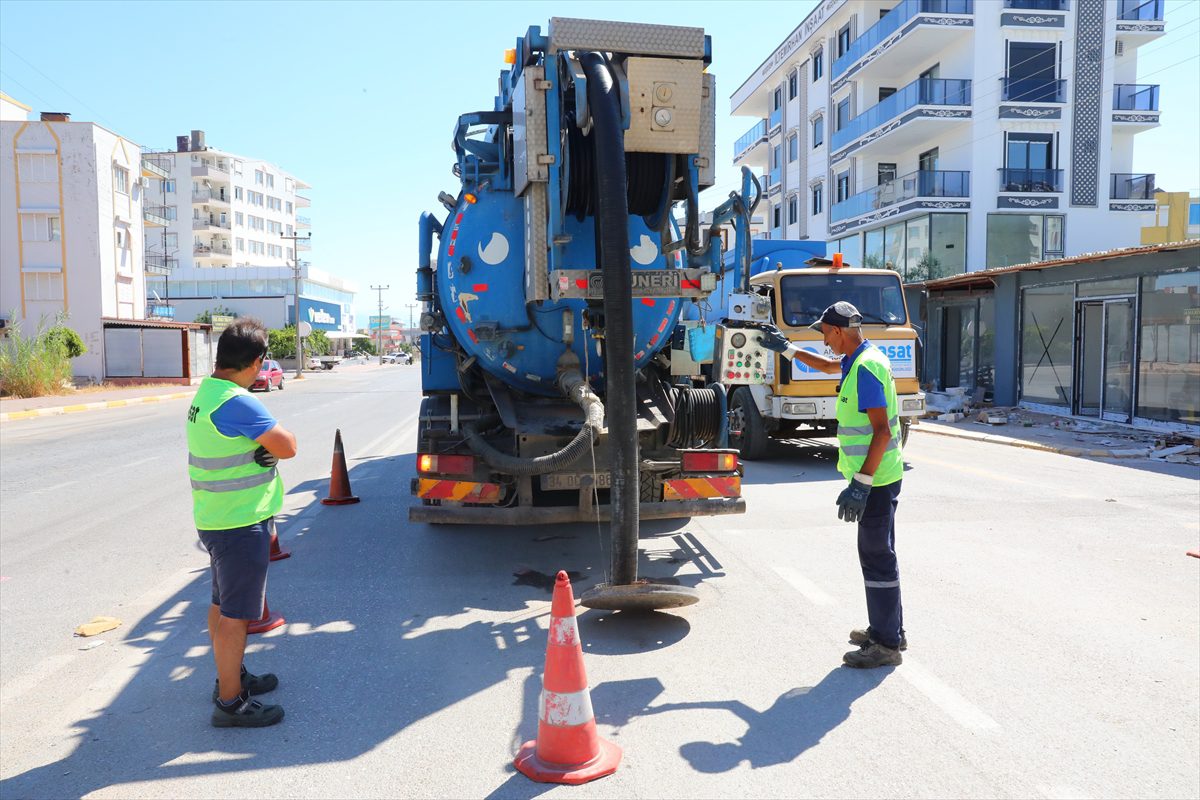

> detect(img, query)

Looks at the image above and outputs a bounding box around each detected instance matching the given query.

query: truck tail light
[417,454,475,476]
[680,450,739,474]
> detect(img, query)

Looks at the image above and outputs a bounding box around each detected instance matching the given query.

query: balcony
[193,188,230,205]
[191,161,230,181]
[192,218,231,231]
[1006,0,1067,8]
[765,167,781,195]
[295,194,311,208]
[140,156,171,180]
[734,119,769,165]
[144,253,179,274]
[998,168,1063,193]
[1116,0,1165,41]
[831,169,970,224]
[832,0,973,85]
[296,215,311,228]
[1002,0,1068,27]
[1112,84,1161,129]
[1111,173,1155,200]
[194,243,233,257]
[767,107,782,132]
[831,78,972,160]
[143,206,170,227]
[297,239,312,251]
[1001,78,1066,103]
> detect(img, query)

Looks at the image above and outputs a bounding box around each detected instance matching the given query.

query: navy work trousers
[858,480,903,648]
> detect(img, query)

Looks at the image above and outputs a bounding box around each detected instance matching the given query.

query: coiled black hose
[667,386,724,449]
[565,113,669,219]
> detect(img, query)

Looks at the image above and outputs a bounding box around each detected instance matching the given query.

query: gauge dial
[729,332,747,348]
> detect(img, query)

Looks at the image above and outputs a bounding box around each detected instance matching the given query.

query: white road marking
[125,456,161,468]
[40,480,78,492]
[771,564,835,606]
[898,657,1000,732]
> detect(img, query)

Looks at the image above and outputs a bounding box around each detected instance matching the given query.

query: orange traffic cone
[321,429,360,505]
[514,571,621,785]
[247,595,285,635]
[268,519,291,561]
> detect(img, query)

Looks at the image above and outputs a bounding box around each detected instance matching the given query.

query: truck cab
[720,257,925,458]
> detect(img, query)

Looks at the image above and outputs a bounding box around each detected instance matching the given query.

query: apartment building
[0,102,173,382]
[730,0,1167,281]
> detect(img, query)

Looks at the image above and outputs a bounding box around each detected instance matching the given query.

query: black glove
[835,477,871,523]
[756,325,792,354]
[254,446,278,469]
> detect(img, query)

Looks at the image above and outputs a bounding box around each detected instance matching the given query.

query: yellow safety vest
[835,346,904,487]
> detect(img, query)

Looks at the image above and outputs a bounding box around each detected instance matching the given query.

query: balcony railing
[192,161,230,175]
[734,119,768,158]
[1113,84,1160,110]
[1118,0,1164,21]
[1111,173,1155,199]
[140,157,171,179]
[296,215,311,227]
[194,243,233,256]
[833,0,974,78]
[1001,77,1067,103]
[831,169,970,223]
[768,107,782,131]
[144,253,179,273]
[832,77,971,152]
[193,189,230,203]
[143,206,171,226]
[767,167,781,189]
[1006,0,1067,8]
[193,218,231,230]
[999,168,1064,192]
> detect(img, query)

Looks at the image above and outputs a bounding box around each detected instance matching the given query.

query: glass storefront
[847,214,967,280]
[986,214,1065,268]
[930,214,967,277]
[1021,284,1074,407]
[1137,271,1200,425]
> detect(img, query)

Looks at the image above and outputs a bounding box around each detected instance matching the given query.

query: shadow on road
[0,452,728,798]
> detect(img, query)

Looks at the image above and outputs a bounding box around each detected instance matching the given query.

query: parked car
[382,352,402,364]
[253,359,285,392]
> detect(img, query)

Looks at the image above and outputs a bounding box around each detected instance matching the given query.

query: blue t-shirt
[212,392,277,441]
[840,340,887,413]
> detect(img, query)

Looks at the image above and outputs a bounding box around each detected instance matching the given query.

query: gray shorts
[197,517,272,620]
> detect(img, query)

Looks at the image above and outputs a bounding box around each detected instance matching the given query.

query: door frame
[1073,294,1138,423]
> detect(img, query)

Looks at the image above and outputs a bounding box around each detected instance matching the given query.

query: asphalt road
[1,364,1197,799]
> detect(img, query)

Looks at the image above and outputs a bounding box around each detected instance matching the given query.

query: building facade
[0,105,174,381]
[731,0,1166,280]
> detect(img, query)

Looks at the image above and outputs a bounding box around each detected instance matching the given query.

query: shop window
[1020,284,1074,407]
[1137,271,1200,424]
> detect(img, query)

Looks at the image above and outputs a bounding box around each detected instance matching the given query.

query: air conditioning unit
[1114,39,1125,57]
[140,176,151,189]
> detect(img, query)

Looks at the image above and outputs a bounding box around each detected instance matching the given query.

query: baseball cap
[808,301,862,331]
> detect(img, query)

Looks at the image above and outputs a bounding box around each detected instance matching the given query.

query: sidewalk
[914,409,1198,462]
[0,383,199,422]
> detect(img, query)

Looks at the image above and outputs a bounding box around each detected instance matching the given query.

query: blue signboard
[298,297,342,331]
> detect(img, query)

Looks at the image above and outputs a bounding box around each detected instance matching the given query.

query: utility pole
[281,231,312,378]
[405,303,417,337]
[371,285,389,365]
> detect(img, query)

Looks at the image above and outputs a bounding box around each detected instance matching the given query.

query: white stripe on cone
[548,615,579,647]
[540,688,594,727]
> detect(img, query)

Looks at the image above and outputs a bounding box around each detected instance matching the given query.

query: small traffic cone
[268,519,291,561]
[321,429,360,505]
[514,571,621,785]
[247,595,285,635]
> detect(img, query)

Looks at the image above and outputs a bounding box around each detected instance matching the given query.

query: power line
[0,41,115,127]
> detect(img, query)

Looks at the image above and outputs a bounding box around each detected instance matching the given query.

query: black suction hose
[580,51,639,587]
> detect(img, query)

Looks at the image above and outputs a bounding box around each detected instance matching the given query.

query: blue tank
[436,190,685,397]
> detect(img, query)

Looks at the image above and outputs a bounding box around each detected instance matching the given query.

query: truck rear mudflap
[409,496,746,525]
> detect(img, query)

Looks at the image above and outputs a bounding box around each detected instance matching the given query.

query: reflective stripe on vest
[835,345,904,487]
[186,377,283,530]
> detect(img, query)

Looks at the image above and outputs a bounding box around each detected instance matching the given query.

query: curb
[0,391,193,423]
[913,424,1153,460]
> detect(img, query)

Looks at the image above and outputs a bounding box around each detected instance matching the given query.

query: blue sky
[2,0,1197,325]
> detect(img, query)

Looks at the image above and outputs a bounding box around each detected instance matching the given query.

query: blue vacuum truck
[411,18,761,610]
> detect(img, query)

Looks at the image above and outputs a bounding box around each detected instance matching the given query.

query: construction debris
[1149,444,1198,460]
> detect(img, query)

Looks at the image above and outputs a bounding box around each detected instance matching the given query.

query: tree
[194,306,236,324]
[44,325,87,359]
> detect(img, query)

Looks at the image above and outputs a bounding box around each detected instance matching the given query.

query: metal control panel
[717,325,774,385]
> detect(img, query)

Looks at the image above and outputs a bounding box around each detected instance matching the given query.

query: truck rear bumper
[409,497,746,525]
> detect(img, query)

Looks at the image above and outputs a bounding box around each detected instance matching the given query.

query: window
[286,224,293,236]
[780,272,907,328]
[812,116,824,147]
[878,163,898,186]
[812,49,823,82]
[22,272,64,302]
[235,187,244,201]
[18,154,56,182]
[233,160,244,176]
[838,24,852,58]
[235,212,243,226]
[267,196,282,211]
[249,191,264,207]
[115,229,126,248]
[773,205,781,229]
[1021,284,1074,407]
[772,144,782,170]
[285,178,294,193]
[1138,271,1200,424]
[286,201,293,215]
[236,238,245,252]
[287,247,294,261]
[114,166,129,194]
[773,87,782,111]
[985,213,1065,266]
[836,98,851,131]
[254,170,264,185]
[1006,42,1059,102]
[164,233,178,249]
[788,72,798,100]
[930,213,966,276]
[788,135,799,163]
[812,184,823,215]
[788,195,798,225]
[836,173,851,203]
[266,173,275,189]
[21,214,61,241]
[163,179,176,193]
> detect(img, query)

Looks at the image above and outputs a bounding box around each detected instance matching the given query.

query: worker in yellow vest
[188,319,297,726]
[759,302,906,669]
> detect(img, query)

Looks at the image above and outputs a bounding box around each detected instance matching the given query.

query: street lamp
[281,231,312,378]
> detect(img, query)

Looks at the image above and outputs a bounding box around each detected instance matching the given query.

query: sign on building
[369,315,392,329]
[299,298,342,331]
[210,314,235,334]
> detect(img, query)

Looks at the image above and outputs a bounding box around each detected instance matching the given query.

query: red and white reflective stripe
[548,615,579,647]
[540,688,594,727]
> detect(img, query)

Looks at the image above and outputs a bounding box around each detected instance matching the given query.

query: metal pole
[405,303,416,333]
[281,231,311,378]
[371,285,389,365]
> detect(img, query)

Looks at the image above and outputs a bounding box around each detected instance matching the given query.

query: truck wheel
[639,471,663,503]
[901,418,911,448]
[729,387,768,460]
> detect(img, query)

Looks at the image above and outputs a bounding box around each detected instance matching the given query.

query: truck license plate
[540,472,613,491]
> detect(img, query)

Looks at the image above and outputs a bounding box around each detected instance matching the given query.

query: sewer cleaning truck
[411,18,760,610]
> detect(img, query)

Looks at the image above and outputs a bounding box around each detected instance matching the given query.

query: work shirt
[841,340,887,413]
[211,393,277,440]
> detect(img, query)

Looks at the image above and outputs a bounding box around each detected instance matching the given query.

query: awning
[323,332,370,339]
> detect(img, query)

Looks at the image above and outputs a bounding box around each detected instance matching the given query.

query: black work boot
[849,627,908,651]
[843,642,903,669]
[211,665,278,702]
[211,690,284,728]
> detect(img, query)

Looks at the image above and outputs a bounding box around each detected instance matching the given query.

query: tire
[728,387,768,460]
[277,377,284,391]
[263,379,271,393]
